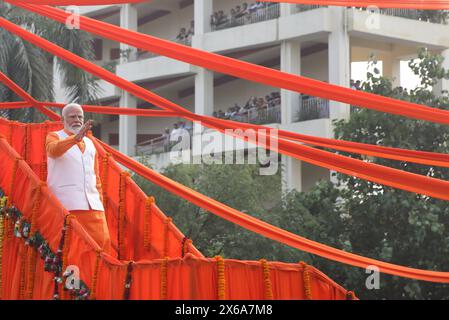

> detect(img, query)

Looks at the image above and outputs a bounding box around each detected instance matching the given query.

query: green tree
[0,3,100,122]
[314,48,449,299]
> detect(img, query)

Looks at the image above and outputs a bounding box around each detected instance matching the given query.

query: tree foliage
[0,3,100,122]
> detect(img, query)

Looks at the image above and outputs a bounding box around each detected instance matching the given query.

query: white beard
[66,125,81,134]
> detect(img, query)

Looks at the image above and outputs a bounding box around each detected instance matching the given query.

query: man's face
[63,108,84,134]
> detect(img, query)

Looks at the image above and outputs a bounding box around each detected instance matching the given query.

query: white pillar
[194,0,213,35]
[281,41,301,124]
[119,4,138,156]
[280,5,303,193]
[192,0,214,162]
[120,4,138,63]
[434,49,449,96]
[391,58,401,88]
[328,6,350,120]
[328,6,350,185]
[193,0,214,117]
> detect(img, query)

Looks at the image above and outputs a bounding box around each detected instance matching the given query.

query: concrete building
[54,1,449,193]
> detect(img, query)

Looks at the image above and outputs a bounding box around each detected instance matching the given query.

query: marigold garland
[0,213,4,299]
[181,238,192,258]
[101,153,110,213]
[123,261,134,300]
[300,261,313,300]
[118,172,129,260]
[215,256,226,300]
[160,257,168,300]
[163,217,172,258]
[19,242,27,299]
[7,157,21,207]
[346,291,357,300]
[90,250,102,300]
[26,248,37,299]
[61,215,74,300]
[26,184,42,299]
[7,122,13,145]
[144,196,154,250]
[260,259,273,300]
[40,123,49,181]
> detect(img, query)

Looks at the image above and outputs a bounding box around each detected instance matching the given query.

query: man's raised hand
[75,119,93,142]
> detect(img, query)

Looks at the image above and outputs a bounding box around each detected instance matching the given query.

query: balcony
[297,97,330,122]
[355,7,448,25]
[211,3,280,32]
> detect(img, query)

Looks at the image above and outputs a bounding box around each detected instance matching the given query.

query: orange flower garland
[101,153,111,213]
[215,256,226,300]
[61,215,74,300]
[143,196,154,250]
[118,172,130,260]
[40,122,49,181]
[182,238,192,258]
[7,157,21,207]
[26,183,42,299]
[346,291,357,300]
[300,261,313,300]
[163,217,172,258]
[260,259,273,300]
[90,250,102,300]
[0,210,4,299]
[7,122,13,145]
[160,257,168,300]
[19,242,27,300]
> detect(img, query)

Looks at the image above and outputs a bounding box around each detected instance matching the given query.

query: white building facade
[54,1,449,193]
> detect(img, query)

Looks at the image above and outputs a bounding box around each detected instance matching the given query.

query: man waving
[46,103,111,253]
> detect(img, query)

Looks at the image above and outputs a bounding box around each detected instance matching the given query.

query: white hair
[62,103,83,118]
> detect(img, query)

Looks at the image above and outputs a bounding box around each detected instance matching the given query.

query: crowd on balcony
[210,2,279,29]
[175,20,195,45]
[213,92,281,121]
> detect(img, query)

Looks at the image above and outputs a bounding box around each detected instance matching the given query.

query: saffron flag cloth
[2,117,449,285]
[0,121,354,300]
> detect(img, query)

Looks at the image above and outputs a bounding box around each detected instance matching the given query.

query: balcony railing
[297,97,329,121]
[211,3,280,31]
[355,7,448,24]
[136,128,193,156]
[295,4,325,13]
[136,37,192,61]
[230,104,281,125]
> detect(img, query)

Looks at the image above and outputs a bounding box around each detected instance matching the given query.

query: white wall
[214,76,279,113]
[301,49,328,81]
[138,5,194,41]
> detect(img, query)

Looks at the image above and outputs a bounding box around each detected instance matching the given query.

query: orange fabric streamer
[5,17,449,203]
[14,4,449,126]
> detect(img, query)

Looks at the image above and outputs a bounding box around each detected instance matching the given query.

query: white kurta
[47,130,104,211]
